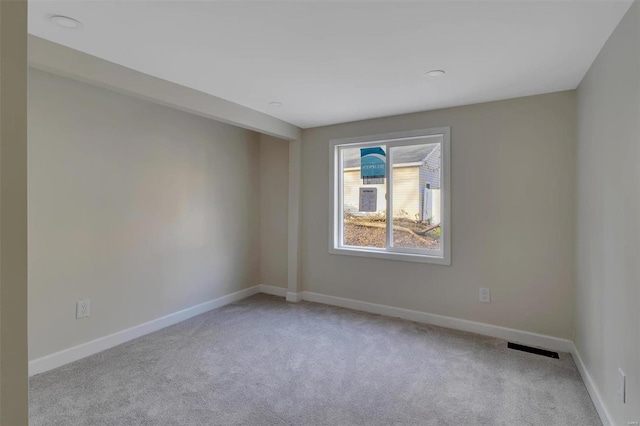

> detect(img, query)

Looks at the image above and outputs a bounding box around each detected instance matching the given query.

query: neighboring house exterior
[343,143,442,223]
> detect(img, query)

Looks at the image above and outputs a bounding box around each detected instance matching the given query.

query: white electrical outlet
[618,368,626,403]
[76,299,90,319]
[479,288,491,303]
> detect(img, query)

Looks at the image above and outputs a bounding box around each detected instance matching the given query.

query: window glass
[341,146,387,249]
[390,143,441,251]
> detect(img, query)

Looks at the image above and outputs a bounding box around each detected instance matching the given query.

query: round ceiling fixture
[426,70,446,78]
[49,15,83,29]
[269,101,282,107]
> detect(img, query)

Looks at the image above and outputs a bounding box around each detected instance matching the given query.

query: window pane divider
[385,145,393,250]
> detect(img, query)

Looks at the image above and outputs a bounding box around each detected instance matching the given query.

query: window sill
[329,246,451,265]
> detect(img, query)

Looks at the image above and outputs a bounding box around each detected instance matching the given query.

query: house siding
[343,166,420,218]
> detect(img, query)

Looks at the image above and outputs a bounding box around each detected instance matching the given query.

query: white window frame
[329,127,451,265]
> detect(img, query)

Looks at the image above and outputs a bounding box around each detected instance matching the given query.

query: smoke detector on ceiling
[49,15,83,30]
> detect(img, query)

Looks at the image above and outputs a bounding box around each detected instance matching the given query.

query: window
[330,127,450,264]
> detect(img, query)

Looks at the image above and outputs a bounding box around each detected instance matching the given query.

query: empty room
[0,0,638,424]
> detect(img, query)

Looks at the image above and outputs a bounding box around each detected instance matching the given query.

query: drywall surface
[259,135,289,288]
[28,69,260,360]
[0,0,29,423]
[301,91,576,339]
[28,36,301,141]
[575,1,640,424]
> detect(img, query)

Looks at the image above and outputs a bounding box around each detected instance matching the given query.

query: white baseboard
[570,343,613,426]
[29,285,262,376]
[301,291,573,353]
[30,284,606,426]
[258,284,287,297]
[286,291,302,302]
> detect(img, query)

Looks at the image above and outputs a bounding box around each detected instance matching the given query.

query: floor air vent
[507,342,559,359]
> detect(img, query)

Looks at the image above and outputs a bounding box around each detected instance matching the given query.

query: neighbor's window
[330,128,450,264]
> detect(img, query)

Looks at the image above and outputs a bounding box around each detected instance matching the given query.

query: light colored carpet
[30,294,600,425]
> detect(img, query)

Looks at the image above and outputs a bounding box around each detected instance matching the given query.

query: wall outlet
[479,288,491,303]
[618,368,626,403]
[76,299,90,319]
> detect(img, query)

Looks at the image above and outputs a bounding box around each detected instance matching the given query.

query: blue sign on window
[360,147,386,179]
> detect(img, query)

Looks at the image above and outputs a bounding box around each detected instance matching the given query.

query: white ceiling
[28,1,632,129]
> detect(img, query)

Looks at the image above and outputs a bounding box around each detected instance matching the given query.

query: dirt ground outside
[343,214,440,250]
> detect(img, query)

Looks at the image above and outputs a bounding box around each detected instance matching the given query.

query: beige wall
[575,1,640,424]
[302,91,576,339]
[0,0,29,423]
[28,69,261,360]
[259,135,289,288]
